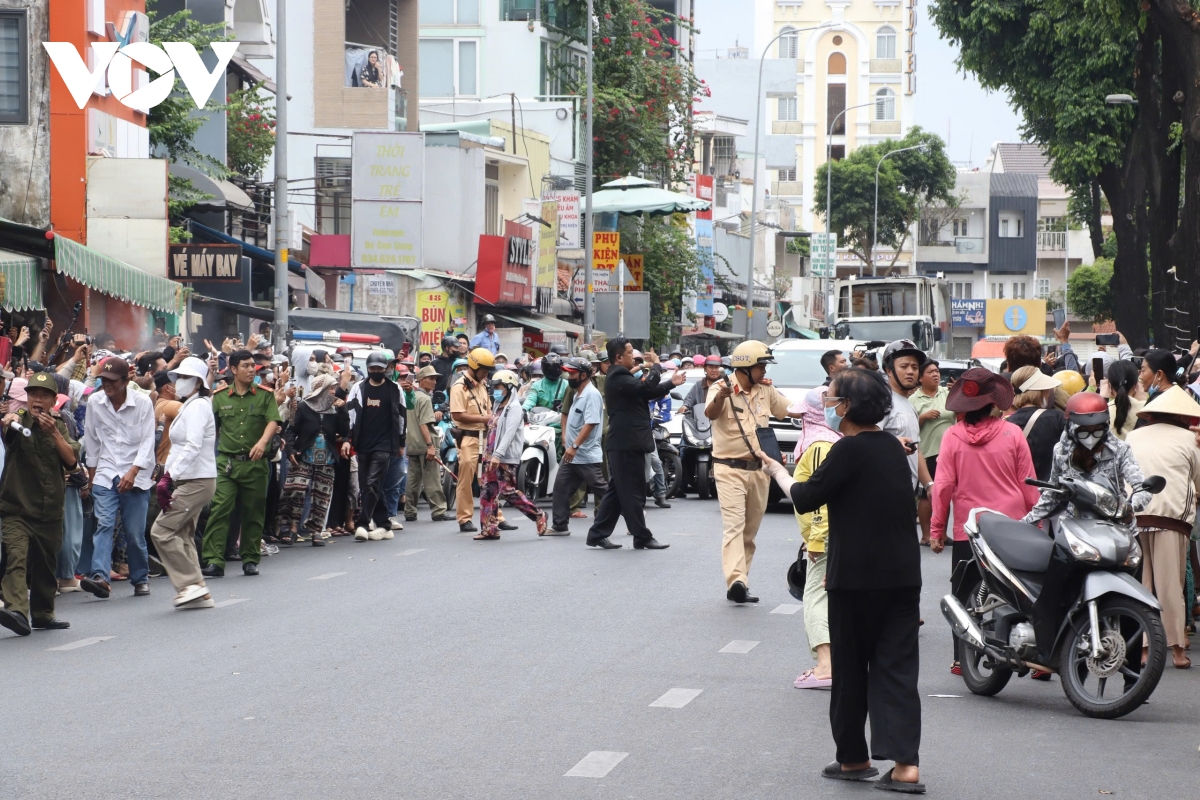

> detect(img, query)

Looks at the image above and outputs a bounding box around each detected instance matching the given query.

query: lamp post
[872,142,927,276]
[823,100,874,313]
[746,23,832,338]
[583,0,596,343]
[273,0,289,335]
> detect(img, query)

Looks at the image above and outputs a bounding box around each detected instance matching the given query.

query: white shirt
[84,388,157,491]
[164,394,217,480]
[882,388,921,489]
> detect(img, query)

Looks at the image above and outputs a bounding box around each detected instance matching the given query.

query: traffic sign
[712,302,729,323]
[766,318,784,338]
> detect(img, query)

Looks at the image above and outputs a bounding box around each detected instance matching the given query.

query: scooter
[649,415,683,499]
[432,391,459,507]
[517,406,561,502]
[679,406,715,499]
[941,473,1168,719]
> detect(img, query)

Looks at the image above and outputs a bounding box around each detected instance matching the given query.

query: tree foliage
[1067,258,1114,323]
[617,215,703,346]
[226,82,277,179]
[813,127,955,271]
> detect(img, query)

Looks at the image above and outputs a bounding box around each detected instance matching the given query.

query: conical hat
[1137,385,1200,420]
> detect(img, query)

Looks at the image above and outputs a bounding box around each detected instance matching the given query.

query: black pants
[828,587,922,767]
[552,462,609,530]
[588,449,650,544]
[951,539,973,660]
[357,450,393,529]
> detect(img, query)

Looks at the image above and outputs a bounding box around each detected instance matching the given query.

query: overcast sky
[692,2,1026,166]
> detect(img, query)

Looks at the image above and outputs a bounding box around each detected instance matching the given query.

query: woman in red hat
[930,368,1041,675]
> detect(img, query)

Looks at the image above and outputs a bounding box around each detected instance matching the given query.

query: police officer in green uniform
[0,371,81,636]
[201,349,281,577]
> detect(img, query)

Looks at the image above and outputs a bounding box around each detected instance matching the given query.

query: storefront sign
[554,191,581,249]
[417,289,451,347]
[352,131,424,268]
[984,299,1045,336]
[351,201,422,268]
[906,0,917,95]
[476,221,534,307]
[367,274,395,296]
[592,231,620,274]
[619,254,644,290]
[168,243,243,282]
[537,199,559,288]
[695,175,714,221]
[694,219,715,316]
[951,299,985,327]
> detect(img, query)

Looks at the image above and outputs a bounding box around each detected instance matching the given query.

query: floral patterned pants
[480,463,543,536]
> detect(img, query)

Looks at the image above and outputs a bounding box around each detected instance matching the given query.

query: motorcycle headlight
[1063,525,1101,562]
[1124,535,1142,569]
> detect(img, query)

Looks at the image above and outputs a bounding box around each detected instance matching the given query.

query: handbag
[729,380,784,463]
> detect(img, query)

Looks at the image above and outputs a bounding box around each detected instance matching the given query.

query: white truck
[829,275,952,359]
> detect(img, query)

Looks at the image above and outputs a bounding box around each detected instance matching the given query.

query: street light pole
[823,100,874,314]
[872,142,927,276]
[582,0,596,343]
[273,0,289,336]
[747,23,831,338]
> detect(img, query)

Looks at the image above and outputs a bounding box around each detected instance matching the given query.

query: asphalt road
[1,495,1196,799]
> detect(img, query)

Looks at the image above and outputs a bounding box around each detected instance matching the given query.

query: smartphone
[1092,357,1105,384]
[1053,308,1066,329]
[904,438,919,454]
[1095,333,1120,346]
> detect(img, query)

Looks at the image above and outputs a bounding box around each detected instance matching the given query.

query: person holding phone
[879,340,936,534]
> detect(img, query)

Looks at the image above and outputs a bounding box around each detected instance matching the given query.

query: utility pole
[582,0,595,343]
[273,0,289,335]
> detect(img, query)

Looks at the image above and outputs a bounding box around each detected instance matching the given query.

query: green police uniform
[0,390,81,625]
[201,383,281,568]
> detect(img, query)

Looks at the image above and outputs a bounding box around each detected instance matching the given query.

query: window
[0,10,28,125]
[713,136,736,177]
[778,26,798,59]
[990,282,1005,300]
[828,52,846,75]
[875,88,895,121]
[952,218,969,237]
[951,282,973,299]
[830,145,845,161]
[421,0,479,24]
[778,168,797,182]
[540,42,584,97]
[419,38,479,97]
[777,96,797,121]
[876,26,897,60]
[998,210,1025,238]
[1036,278,1051,298]
[315,157,352,235]
[827,85,846,134]
[1013,282,1027,299]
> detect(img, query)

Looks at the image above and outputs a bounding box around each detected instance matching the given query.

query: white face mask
[175,376,199,398]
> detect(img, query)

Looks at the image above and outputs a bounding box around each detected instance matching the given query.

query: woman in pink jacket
[931,368,1040,674]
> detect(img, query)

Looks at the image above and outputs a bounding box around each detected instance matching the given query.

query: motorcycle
[517,406,561,502]
[649,415,683,499]
[940,473,1168,719]
[432,391,459,507]
[678,406,715,499]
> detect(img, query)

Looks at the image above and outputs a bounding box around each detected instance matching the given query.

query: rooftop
[995,143,1053,178]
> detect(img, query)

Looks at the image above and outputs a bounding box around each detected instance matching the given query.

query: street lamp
[872,142,928,276]
[746,22,833,337]
[1105,94,1137,106]
[823,100,874,312]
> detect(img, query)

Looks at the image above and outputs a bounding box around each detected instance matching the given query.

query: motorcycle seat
[977,513,1054,574]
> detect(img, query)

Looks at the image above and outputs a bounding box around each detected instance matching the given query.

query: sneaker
[174,584,210,607]
[177,594,214,610]
[405,514,418,522]
[368,528,383,541]
[368,520,377,532]
[355,527,370,541]
[380,528,394,540]
[389,516,405,531]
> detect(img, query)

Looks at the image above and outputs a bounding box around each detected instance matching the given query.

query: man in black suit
[587,337,686,550]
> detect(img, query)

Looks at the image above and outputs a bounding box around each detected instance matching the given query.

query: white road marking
[928,694,963,698]
[650,688,703,708]
[396,549,426,556]
[719,640,760,654]
[308,572,348,581]
[47,636,114,651]
[564,751,629,778]
[770,604,802,615]
[214,598,249,608]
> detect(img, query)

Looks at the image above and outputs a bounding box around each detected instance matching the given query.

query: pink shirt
[931,416,1041,542]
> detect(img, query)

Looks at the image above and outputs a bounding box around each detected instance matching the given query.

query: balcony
[771,120,804,134]
[771,181,803,197]
[954,237,984,254]
[1037,230,1066,251]
[501,1,582,32]
[870,59,902,73]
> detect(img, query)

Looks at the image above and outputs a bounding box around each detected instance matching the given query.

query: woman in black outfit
[762,367,925,794]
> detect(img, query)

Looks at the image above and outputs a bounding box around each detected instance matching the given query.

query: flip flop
[822,762,879,782]
[794,670,833,689]
[874,768,926,794]
[473,533,500,540]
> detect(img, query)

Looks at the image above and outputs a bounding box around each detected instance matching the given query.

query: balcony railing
[771,181,803,197]
[954,237,984,254]
[1037,230,1067,251]
[501,1,581,31]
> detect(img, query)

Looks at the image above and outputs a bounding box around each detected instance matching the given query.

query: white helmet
[169,356,211,389]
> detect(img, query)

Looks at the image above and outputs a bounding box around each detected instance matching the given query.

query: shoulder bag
[728,379,784,464]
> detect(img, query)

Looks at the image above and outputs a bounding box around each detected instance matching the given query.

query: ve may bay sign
[352,132,424,269]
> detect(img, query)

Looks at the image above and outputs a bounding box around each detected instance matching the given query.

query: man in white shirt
[880,340,936,543]
[80,357,157,599]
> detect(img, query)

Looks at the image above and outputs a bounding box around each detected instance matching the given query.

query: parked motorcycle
[679,406,715,499]
[650,416,683,499]
[940,473,1168,719]
[432,391,459,508]
[517,406,561,502]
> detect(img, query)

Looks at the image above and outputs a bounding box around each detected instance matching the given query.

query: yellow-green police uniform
[201,384,281,568]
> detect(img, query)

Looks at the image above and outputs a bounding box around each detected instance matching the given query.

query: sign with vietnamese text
[537,199,558,288]
[694,219,714,316]
[367,274,395,296]
[620,254,644,290]
[554,191,581,249]
[951,299,985,328]
[592,231,620,274]
[417,289,451,347]
[811,232,837,278]
[352,131,424,268]
[168,244,243,282]
[352,201,422,268]
[695,174,714,221]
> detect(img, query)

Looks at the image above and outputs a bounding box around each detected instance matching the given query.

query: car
[934,358,984,385]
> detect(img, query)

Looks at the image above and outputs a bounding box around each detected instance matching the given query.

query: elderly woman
[1005,366,1065,482]
[1125,386,1200,669]
[763,368,924,793]
[931,369,1040,674]
[279,373,350,546]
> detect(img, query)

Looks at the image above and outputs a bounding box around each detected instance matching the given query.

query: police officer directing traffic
[706,341,800,603]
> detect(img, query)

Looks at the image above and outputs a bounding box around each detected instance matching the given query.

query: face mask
[253,375,262,385]
[566,377,582,389]
[633,368,644,378]
[492,389,506,403]
[824,404,844,432]
[175,376,199,398]
[1146,384,1163,399]
[1073,428,1105,450]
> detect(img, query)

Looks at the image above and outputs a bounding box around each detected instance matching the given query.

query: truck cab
[831,275,951,358]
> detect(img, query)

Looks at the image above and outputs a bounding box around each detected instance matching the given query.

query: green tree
[813,127,955,272]
[618,215,704,346]
[226,83,277,179]
[1067,258,1114,324]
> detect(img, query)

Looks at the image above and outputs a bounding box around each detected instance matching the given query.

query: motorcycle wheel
[662,451,683,499]
[958,580,1013,696]
[442,468,457,511]
[696,461,711,500]
[517,458,543,502]
[1056,597,1167,719]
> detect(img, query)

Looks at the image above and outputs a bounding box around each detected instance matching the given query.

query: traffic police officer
[705,341,799,603]
[0,371,81,636]
[201,349,282,577]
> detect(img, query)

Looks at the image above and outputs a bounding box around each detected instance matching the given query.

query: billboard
[951,299,986,328]
[984,299,1046,336]
[352,131,424,269]
[554,191,581,250]
[694,219,714,316]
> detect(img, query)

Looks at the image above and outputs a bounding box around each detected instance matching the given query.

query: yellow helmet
[1057,369,1085,396]
[466,347,496,370]
[730,340,775,369]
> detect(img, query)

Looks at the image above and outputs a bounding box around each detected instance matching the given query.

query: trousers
[714,463,769,588]
[1,516,63,622]
[356,450,394,529]
[803,552,830,655]
[480,463,543,536]
[588,449,652,544]
[384,454,407,518]
[279,460,336,535]
[150,478,216,591]
[56,486,84,581]
[405,454,447,518]
[1140,528,1189,647]
[90,480,150,585]
[828,587,922,767]
[202,455,270,568]
[551,462,609,530]
[456,433,483,523]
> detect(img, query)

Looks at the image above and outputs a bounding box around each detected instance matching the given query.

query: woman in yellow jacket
[790,387,842,689]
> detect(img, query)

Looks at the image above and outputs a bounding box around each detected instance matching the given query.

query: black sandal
[822,762,879,782]
[874,768,926,794]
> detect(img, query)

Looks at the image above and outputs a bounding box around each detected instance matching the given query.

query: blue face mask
[253,375,262,385]
[492,389,506,403]
[823,403,844,432]
[633,368,644,378]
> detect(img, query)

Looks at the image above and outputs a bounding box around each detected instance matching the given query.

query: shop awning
[678,326,741,340]
[53,234,182,315]
[494,311,603,340]
[0,216,53,260]
[188,220,306,276]
[170,164,254,210]
[0,250,44,310]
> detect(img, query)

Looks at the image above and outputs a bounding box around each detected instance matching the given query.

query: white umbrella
[590,175,712,217]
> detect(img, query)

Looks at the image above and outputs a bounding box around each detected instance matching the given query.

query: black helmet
[563,357,593,377]
[551,343,569,356]
[882,339,925,372]
[366,351,390,368]
[440,335,458,352]
[787,557,807,601]
[542,352,563,381]
[481,314,496,325]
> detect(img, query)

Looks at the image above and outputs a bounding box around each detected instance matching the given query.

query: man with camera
[705,341,799,603]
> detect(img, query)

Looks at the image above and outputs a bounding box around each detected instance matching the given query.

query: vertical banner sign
[537,199,559,287]
[554,191,582,250]
[592,231,620,287]
[417,289,450,347]
[621,254,644,290]
[694,219,715,316]
[352,131,425,269]
[811,232,837,277]
[906,0,917,95]
[695,175,714,221]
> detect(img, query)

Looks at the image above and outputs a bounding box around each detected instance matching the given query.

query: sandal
[794,670,832,689]
[950,662,961,676]
[821,762,879,782]
[874,768,926,794]
[473,533,500,540]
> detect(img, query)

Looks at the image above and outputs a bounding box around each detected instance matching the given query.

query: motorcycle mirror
[1141,475,1167,495]
[432,390,447,405]
[670,391,683,401]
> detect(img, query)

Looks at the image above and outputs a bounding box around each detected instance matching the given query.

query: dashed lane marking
[307,572,348,581]
[47,636,114,651]
[719,640,760,654]
[770,604,802,615]
[396,549,426,556]
[650,688,703,708]
[564,751,629,778]
[214,598,250,608]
